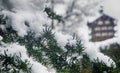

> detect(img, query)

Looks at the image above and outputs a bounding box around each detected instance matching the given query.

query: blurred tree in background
[100,43,120,73]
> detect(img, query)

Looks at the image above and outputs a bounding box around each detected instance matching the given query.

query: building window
[101,32,107,36]
[108,26,113,30]
[95,33,101,37]
[95,27,100,31]
[101,27,107,30]
[98,21,103,25]
[105,20,110,25]
[108,32,113,36]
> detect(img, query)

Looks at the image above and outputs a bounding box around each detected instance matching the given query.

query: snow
[2,10,49,37]
[0,0,50,37]
[54,4,67,16]
[0,0,119,72]
[54,31,76,47]
[0,36,3,41]
[0,43,54,73]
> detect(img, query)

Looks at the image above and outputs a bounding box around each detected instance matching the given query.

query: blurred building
[87,10,117,42]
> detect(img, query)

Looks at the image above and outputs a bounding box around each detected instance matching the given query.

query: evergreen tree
[0,12,85,73]
[100,43,120,73]
[0,50,31,73]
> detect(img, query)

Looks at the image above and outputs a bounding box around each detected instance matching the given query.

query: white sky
[103,0,120,19]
